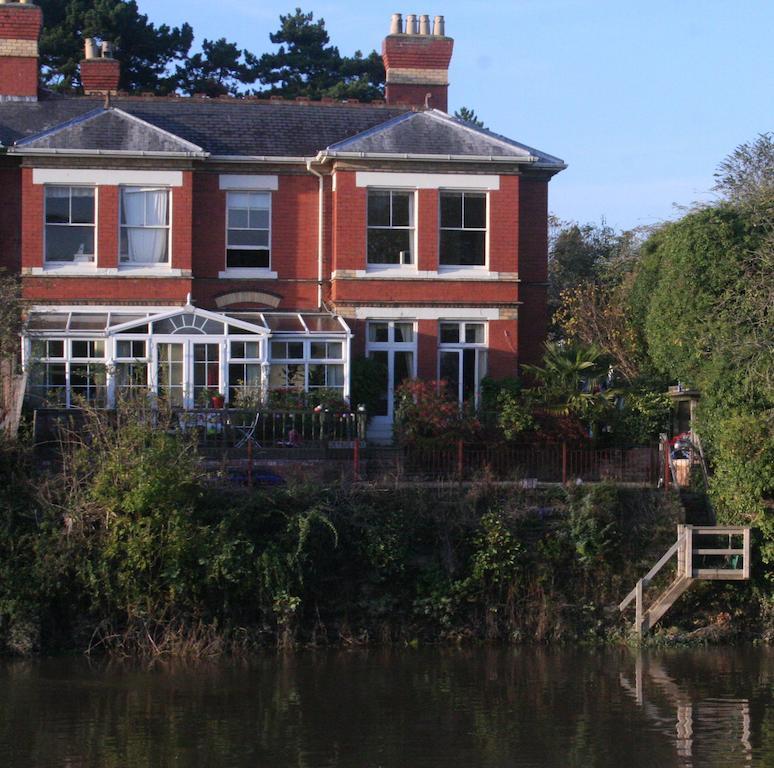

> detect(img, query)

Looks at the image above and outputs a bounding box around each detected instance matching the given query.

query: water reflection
[620,650,758,767]
[0,647,771,767]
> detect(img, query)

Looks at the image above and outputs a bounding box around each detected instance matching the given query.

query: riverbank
[1,428,770,656]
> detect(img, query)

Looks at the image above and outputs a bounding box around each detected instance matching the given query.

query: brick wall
[332,171,367,272]
[80,58,120,94]
[171,172,193,271]
[20,167,43,269]
[22,275,191,304]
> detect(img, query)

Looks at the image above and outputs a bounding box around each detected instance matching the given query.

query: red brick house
[0,5,565,440]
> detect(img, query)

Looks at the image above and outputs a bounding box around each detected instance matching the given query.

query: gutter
[8,148,210,159]
[306,158,327,309]
[318,149,543,164]
[211,155,312,164]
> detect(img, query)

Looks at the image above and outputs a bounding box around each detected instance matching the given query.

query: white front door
[366,321,416,441]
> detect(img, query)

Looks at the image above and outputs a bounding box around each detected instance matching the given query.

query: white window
[226,191,271,269]
[44,186,95,263]
[28,339,66,405]
[438,321,487,403]
[367,190,414,265]
[120,187,170,264]
[439,191,487,267]
[70,339,106,405]
[268,340,345,394]
[114,339,148,394]
[228,341,262,404]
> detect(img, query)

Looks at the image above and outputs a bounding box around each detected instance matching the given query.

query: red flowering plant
[394,379,482,446]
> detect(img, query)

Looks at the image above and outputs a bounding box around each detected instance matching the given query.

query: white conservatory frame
[22,304,352,409]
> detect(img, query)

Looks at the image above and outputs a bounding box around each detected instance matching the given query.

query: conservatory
[22,305,351,409]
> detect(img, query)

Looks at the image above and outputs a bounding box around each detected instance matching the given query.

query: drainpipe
[306,158,325,309]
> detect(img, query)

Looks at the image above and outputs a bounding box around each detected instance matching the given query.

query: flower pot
[211,395,225,409]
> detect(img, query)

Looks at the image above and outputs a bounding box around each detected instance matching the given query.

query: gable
[12,107,207,156]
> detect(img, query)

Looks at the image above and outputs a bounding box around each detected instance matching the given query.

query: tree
[177,38,260,97]
[714,132,774,221]
[38,0,193,93]
[454,107,485,128]
[255,8,384,101]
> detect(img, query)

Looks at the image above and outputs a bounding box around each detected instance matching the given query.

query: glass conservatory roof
[25,308,350,337]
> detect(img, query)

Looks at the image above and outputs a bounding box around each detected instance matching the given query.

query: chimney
[382,12,453,112]
[80,38,120,95]
[0,0,43,102]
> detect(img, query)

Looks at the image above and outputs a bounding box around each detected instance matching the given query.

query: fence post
[561,442,568,484]
[353,437,360,482]
[743,528,751,579]
[457,439,464,479]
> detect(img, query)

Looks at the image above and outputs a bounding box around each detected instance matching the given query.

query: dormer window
[44,186,95,263]
[120,187,170,264]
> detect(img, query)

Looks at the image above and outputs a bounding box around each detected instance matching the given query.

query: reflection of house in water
[620,653,752,766]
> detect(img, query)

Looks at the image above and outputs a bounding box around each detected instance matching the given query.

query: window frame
[438,190,488,269]
[366,188,416,268]
[119,185,172,266]
[268,338,346,395]
[43,185,97,265]
[225,190,272,271]
[437,321,488,405]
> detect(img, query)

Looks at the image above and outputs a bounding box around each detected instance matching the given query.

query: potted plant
[210,391,225,409]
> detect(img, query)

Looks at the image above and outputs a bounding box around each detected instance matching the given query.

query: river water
[1,647,771,767]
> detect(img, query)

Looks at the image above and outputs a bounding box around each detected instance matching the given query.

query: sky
[150,0,773,231]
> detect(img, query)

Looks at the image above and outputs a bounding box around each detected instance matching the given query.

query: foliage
[350,355,387,418]
[394,379,481,445]
[255,8,385,101]
[176,38,260,97]
[567,483,620,569]
[606,390,671,447]
[479,376,521,411]
[708,410,774,568]
[454,107,485,128]
[713,132,774,222]
[496,389,535,441]
[0,270,21,364]
[554,277,648,382]
[38,0,193,92]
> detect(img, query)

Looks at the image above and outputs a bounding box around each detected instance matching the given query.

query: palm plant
[523,342,620,424]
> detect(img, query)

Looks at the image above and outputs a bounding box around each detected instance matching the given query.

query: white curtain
[123,188,168,263]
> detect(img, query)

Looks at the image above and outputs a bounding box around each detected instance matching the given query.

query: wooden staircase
[619,524,751,637]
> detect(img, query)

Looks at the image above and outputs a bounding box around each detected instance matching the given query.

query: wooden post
[247,438,253,488]
[635,578,643,639]
[663,438,670,491]
[353,437,360,482]
[677,524,685,576]
[684,526,693,577]
[743,527,751,579]
[561,442,568,484]
[457,439,464,478]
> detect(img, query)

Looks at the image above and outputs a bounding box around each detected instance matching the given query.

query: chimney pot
[84,38,97,60]
[405,14,417,34]
[100,40,114,58]
[419,14,430,35]
[433,15,445,36]
[390,13,402,34]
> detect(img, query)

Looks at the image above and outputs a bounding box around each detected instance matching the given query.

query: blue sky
[150,0,773,230]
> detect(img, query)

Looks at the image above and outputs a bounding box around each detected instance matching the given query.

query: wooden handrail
[619,532,686,611]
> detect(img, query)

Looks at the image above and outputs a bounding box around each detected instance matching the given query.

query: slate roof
[326,110,564,166]
[0,93,410,157]
[0,92,565,168]
[15,107,206,155]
